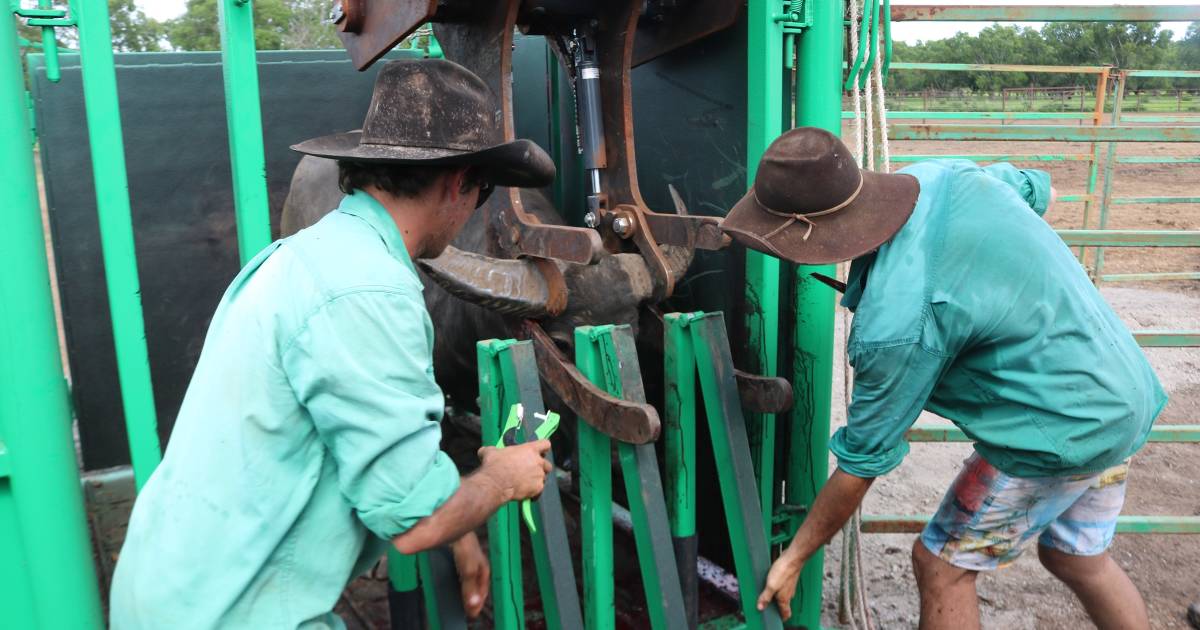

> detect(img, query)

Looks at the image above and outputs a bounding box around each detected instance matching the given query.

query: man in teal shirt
[722,128,1165,630]
[111,60,558,628]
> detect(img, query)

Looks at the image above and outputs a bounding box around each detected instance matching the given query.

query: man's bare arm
[757,468,875,619]
[392,440,552,555]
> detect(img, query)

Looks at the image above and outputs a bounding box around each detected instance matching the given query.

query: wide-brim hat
[722,127,920,265]
[291,58,555,188]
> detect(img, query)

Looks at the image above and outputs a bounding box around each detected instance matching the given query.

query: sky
[139,0,1194,43]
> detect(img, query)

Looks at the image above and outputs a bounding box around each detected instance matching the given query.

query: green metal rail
[890,5,1200,22]
[2,8,104,627]
[862,514,1200,535]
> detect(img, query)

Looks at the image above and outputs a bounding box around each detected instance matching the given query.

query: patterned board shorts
[920,452,1129,571]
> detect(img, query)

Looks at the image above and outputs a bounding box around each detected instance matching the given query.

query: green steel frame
[1,7,104,628]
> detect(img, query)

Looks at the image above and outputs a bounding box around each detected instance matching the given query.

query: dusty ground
[820,129,1200,629]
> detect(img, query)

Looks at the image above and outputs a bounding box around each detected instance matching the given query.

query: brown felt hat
[722,127,920,264]
[291,58,555,188]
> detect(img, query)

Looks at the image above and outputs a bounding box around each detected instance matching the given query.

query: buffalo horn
[418,246,555,318]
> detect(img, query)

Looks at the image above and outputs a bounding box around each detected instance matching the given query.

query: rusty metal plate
[733,370,793,414]
[335,0,437,70]
[632,0,741,67]
[521,321,661,444]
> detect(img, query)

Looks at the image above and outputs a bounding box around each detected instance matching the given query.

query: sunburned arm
[756,468,875,619]
[392,440,552,555]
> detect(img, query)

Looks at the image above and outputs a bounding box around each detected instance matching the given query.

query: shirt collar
[336,189,419,277]
[840,252,876,312]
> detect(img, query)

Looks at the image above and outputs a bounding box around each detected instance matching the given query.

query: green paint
[1122,69,1200,78]
[217,0,272,264]
[789,0,842,624]
[1112,196,1200,205]
[1,13,104,627]
[1117,156,1200,164]
[1132,331,1200,347]
[865,111,1092,120]
[387,550,419,592]
[890,123,1200,143]
[1094,73,1125,283]
[580,326,686,630]
[746,0,783,547]
[1056,230,1200,248]
[907,424,1200,443]
[664,313,698,537]
[71,0,162,489]
[574,327,615,630]
[476,340,524,630]
[891,153,1092,163]
[1101,271,1200,282]
[417,552,440,628]
[889,61,1106,74]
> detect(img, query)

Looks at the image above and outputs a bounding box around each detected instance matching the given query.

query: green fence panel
[890,124,1200,143]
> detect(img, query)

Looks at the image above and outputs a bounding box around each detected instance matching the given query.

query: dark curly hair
[336,160,451,198]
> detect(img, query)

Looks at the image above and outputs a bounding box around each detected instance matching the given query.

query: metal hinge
[775,0,813,69]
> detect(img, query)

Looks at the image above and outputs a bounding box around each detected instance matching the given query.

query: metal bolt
[584,212,599,228]
[613,215,633,236]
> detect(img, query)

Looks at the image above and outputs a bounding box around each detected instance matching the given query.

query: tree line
[891,22,1200,92]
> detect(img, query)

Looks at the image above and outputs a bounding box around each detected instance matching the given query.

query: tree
[166,0,339,51]
[1177,22,1200,69]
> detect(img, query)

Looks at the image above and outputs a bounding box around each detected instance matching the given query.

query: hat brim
[721,170,920,265]
[290,131,556,188]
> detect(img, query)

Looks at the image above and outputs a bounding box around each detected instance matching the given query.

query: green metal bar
[864,111,1092,120]
[862,514,1200,534]
[1115,116,1200,124]
[890,123,1200,143]
[1111,196,1200,205]
[1101,272,1200,282]
[907,424,1200,443]
[1117,156,1200,164]
[417,552,441,628]
[1133,331,1200,347]
[388,549,419,591]
[1057,194,1096,203]
[890,5,1200,22]
[685,313,783,630]
[72,0,162,489]
[1055,230,1200,247]
[1122,69,1200,78]
[889,61,1108,74]
[386,549,424,627]
[663,313,699,627]
[35,0,62,82]
[0,13,104,627]
[746,0,783,544]
[580,325,687,630]
[891,153,1093,163]
[495,342,583,630]
[859,0,879,90]
[217,0,273,264]
[789,1,842,624]
[0,440,9,479]
[573,327,615,630]
[476,340,524,630]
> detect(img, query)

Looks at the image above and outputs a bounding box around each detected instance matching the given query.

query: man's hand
[757,548,806,620]
[451,532,489,619]
[476,440,553,502]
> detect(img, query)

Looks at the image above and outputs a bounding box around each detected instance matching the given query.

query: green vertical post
[664,313,699,627]
[72,0,162,489]
[477,340,524,630]
[574,328,616,630]
[417,552,442,629]
[0,15,104,629]
[386,550,424,628]
[1094,71,1125,284]
[789,0,843,627]
[218,0,273,264]
[745,0,785,536]
[1078,67,1110,261]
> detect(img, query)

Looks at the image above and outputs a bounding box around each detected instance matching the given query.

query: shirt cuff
[829,426,910,479]
[356,451,461,540]
[1021,169,1052,216]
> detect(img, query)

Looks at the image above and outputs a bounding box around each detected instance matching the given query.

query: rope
[837,0,891,627]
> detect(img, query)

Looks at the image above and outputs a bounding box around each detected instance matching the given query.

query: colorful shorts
[920,452,1129,571]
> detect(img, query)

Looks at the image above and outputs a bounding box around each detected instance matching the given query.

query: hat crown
[753,128,861,215]
[360,59,503,151]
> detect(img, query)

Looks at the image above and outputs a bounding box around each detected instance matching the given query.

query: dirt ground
[820,130,1200,629]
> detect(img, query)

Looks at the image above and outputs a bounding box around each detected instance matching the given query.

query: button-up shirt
[111,190,461,629]
[831,160,1166,479]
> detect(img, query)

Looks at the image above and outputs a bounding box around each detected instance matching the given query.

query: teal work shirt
[110,190,461,629]
[831,160,1167,479]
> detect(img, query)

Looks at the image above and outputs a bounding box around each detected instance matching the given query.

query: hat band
[755,172,865,242]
